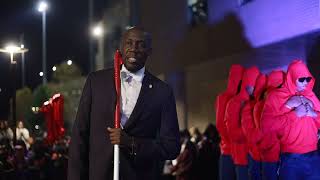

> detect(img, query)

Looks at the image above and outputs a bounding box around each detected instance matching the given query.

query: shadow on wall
[307,35,320,98]
[170,12,311,130]
[172,12,253,71]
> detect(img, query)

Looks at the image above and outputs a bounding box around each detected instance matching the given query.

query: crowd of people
[216,60,320,180]
[161,124,220,180]
[0,120,220,180]
[0,120,69,180]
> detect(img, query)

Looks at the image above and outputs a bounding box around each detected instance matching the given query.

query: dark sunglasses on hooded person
[298,77,312,83]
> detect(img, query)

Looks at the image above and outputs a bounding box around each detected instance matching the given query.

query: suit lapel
[123,71,154,130]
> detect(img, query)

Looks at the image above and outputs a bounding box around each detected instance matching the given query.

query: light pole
[38,1,48,85]
[89,0,94,72]
[21,44,26,87]
[92,24,105,71]
[0,44,28,145]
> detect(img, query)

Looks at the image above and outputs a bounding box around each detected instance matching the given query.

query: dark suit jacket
[68,68,180,180]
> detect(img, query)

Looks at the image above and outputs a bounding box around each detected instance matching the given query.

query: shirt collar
[121,65,145,82]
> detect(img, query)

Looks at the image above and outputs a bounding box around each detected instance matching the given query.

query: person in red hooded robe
[262,60,320,180]
[215,64,244,180]
[225,66,260,180]
[257,70,285,180]
[241,73,267,180]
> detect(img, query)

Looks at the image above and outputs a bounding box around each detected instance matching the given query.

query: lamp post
[0,44,28,145]
[38,1,48,85]
[21,44,26,87]
[92,24,105,71]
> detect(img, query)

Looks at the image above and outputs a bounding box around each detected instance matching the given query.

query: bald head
[120,26,152,72]
[121,27,152,49]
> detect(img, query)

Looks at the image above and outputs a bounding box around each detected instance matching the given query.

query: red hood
[239,66,260,99]
[267,70,285,90]
[225,64,244,95]
[273,60,320,112]
[284,60,315,95]
[253,74,267,99]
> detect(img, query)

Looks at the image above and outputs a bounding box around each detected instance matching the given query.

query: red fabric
[266,70,285,90]
[52,94,65,140]
[40,94,65,144]
[40,102,54,144]
[241,101,261,161]
[254,70,285,129]
[257,70,285,162]
[242,74,267,161]
[225,66,260,165]
[215,64,244,155]
[262,60,320,155]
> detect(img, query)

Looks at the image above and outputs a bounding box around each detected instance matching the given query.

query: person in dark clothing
[195,124,220,180]
[171,130,197,180]
[68,27,180,180]
[0,138,14,180]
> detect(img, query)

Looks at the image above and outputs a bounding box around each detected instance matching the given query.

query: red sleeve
[260,96,291,134]
[259,95,292,149]
[253,101,264,129]
[241,103,254,137]
[215,95,229,139]
[313,112,320,128]
[225,98,246,143]
[242,102,263,144]
[258,132,278,151]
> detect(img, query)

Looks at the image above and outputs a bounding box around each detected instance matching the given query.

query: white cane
[113,50,122,180]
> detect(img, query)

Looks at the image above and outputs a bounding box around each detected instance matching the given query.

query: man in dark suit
[68,27,180,180]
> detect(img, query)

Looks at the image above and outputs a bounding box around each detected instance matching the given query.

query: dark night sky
[0,0,107,118]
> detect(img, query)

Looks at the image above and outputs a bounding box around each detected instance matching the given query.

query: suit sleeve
[130,87,181,161]
[68,74,92,180]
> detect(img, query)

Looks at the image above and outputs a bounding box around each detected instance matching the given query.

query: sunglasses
[298,77,312,83]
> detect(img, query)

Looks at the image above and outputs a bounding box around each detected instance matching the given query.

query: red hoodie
[257,70,285,162]
[225,66,260,165]
[215,65,244,155]
[262,60,320,155]
[250,70,284,162]
[241,73,266,161]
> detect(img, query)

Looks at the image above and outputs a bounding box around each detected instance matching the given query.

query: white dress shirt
[120,65,145,127]
[16,127,30,149]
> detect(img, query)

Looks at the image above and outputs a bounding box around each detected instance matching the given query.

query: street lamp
[52,66,57,71]
[0,44,29,63]
[92,24,105,70]
[92,25,104,37]
[38,1,48,85]
[67,60,73,66]
[0,44,28,145]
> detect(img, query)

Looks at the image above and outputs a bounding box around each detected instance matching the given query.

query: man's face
[296,77,311,92]
[121,29,152,72]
